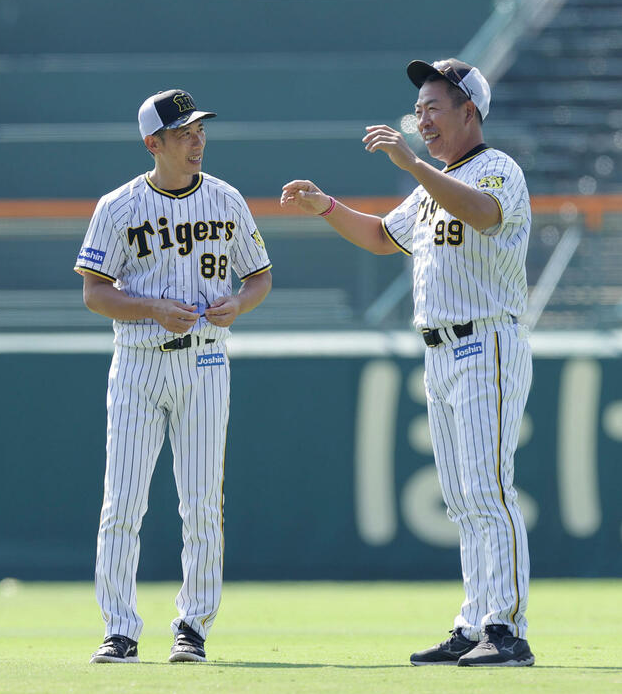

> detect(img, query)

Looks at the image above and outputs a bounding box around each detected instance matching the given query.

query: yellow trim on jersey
[482,191,504,224]
[475,191,505,237]
[219,415,229,575]
[240,263,272,281]
[73,266,116,282]
[145,173,203,199]
[494,332,521,633]
[381,219,412,256]
[444,147,492,173]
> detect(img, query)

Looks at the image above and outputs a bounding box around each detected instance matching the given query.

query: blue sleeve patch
[78,247,106,265]
[197,353,225,367]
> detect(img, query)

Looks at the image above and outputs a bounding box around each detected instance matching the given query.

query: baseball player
[75,89,272,664]
[281,59,534,667]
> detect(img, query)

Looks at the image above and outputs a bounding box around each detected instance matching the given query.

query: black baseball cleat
[169,620,207,663]
[90,635,139,663]
[457,624,535,667]
[410,628,477,666]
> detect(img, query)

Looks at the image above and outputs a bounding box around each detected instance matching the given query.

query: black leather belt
[422,321,473,347]
[160,335,215,352]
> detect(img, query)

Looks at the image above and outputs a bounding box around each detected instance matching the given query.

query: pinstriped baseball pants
[95,342,230,642]
[424,322,532,640]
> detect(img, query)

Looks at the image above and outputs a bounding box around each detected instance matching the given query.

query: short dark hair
[423,73,483,124]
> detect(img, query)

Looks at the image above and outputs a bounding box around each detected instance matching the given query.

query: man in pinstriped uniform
[75,89,272,664]
[281,58,534,667]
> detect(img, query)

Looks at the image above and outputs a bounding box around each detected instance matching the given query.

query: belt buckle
[160,336,185,352]
[454,321,473,339]
[422,328,440,348]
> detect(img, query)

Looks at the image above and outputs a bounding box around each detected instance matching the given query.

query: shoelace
[102,636,133,656]
[441,629,466,649]
[175,623,203,648]
[481,626,511,648]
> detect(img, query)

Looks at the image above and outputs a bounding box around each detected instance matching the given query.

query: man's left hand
[204,296,242,327]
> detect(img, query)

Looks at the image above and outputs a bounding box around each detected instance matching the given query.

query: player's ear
[464,100,477,126]
[144,134,160,156]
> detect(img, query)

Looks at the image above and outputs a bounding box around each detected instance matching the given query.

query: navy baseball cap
[138,89,217,139]
[407,58,491,120]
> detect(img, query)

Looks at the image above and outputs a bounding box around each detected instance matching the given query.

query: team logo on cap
[173,93,194,113]
[477,175,505,190]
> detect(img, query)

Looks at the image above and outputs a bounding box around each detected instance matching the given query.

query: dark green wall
[0,0,493,198]
[1,351,621,580]
[0,0,491,55]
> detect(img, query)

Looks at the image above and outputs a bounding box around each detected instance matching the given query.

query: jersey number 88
[201,253,228,279]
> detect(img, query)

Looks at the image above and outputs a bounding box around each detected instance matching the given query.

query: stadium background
[1,0,621,582]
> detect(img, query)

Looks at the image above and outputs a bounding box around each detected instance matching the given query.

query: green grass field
[1,579,620,693]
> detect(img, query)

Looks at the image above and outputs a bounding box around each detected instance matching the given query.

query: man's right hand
[149,299,200,333]
[280,180,333,215]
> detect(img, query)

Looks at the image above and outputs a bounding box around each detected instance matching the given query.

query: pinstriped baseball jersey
[78,166,271,649]
[382,144,530,330]
[75,172,271,347]
[379,142,533,641]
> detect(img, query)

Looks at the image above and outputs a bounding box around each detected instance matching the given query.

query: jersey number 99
[433,220,464,246]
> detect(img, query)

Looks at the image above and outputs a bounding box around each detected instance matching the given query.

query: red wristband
[319,196,336,216]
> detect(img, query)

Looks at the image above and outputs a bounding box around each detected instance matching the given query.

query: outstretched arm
[280,180,398,255]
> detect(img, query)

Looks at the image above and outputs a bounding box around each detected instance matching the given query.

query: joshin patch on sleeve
[78,247,106,265]
[476,175,505,190]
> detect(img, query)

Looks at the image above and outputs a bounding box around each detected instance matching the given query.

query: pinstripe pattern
[82,169,270,645]
[493,333,520,628]
[383,146,530,330]
[425,325,531,639]
[75,172,271,348]
[95,342,230,641]
[383,144,532,640]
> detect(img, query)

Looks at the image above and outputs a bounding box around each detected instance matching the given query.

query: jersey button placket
[169,199,180,304]
[178,198,194,319]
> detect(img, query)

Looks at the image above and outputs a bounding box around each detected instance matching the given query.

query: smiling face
[415,79,479,165]
[146,119,207,189]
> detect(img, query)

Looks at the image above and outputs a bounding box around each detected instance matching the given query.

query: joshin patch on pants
[453,342,483,360]
[197,353,225,367]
